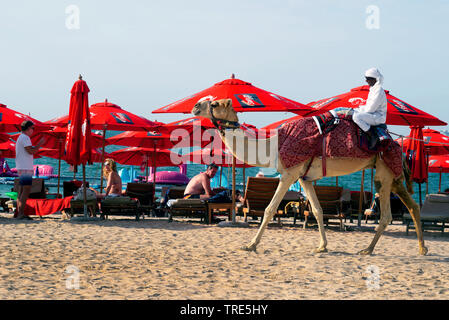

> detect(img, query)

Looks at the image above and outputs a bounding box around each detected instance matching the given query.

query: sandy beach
[0,213,448,300]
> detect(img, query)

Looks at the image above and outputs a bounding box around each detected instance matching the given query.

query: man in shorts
[15,120,45,220]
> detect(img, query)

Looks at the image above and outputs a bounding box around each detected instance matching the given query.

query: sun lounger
[167,198,209,223]
[241,177,283,225]
[125,182,156,216]
[304,185,346,230]
[100,196,142,220]
[404,193,449,235]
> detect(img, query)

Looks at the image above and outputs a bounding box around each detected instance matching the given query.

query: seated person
[100,159,123,198]
[183,163,218,200]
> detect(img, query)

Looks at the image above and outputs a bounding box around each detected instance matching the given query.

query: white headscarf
[365,67,384,85]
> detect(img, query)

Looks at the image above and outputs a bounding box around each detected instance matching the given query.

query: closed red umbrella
[428,155,449,193]
[398,128,449,156]
[152,74,312,114]
[0,104,51,133]
[304,85,447,127]
[406,126,428,206]
[65,75,93,217]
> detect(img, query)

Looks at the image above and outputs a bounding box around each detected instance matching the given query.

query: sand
[0,213,448,300]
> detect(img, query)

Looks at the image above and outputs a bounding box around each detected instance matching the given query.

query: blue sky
[1,0,448,136]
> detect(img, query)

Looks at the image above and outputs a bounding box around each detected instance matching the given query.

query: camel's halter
[208,103,240,134]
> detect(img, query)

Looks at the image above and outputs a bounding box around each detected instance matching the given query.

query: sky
[1,0,448,136]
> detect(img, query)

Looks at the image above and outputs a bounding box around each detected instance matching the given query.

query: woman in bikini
[103,158,123,197]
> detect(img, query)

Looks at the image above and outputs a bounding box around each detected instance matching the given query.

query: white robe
[353,83,387,131]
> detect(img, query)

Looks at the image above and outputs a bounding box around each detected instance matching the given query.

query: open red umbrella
[303,85,447,127]
[0,103,51,133]
[47,99,162,190]
[107,131,176,150]
[405,126,428,206]
[109,147,182,184]
[152,74,312,114]
[398,128,449,156]
[0,141,18,158]
[65,75,93,217]
[428,155,449,192]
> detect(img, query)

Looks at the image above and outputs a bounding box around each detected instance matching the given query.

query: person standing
[15,120,45,220]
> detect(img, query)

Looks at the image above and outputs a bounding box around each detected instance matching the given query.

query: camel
[192,98,428,256]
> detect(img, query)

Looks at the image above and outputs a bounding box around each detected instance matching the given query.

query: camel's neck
[219,128,278,168]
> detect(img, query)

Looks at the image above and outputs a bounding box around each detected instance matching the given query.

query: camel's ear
[210,100,219,108]
[223,98,232,109]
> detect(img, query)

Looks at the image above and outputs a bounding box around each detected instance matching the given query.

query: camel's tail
[402,157,414,194]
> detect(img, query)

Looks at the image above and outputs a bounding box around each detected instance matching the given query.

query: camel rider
[352,67,387,132]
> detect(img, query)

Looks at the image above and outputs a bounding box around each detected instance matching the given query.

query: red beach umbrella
[109,147,182,184]
[428,155,449,193]
[0,141,18,158]
[65,75,93,217]
[152,74,312,114]
[0,133,11,143]
[0,103,50,133]
[405,126,428,206]
[398,128,449,156]
[304,85,447,127]
[107,131,176,150]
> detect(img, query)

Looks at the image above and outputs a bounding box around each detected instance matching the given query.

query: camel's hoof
[312,247,328,254]
[420,246,429,256]
[240,244,257,252]
[358,248,373,256]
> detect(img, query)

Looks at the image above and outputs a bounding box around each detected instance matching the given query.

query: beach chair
[346,191,373,223]
[167,198,209,223]
[404,193,449,235]
[241,177,283,225]
[63,180,89,198]
[125,182,156,216]
[157,186,186,217]
[100,196,142,220]
[8,178,47,214]
[304,185,346,230]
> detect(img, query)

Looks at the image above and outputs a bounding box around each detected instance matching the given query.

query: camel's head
[192,98,240,130]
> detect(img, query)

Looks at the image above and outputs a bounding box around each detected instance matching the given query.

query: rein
[209,103,240,133]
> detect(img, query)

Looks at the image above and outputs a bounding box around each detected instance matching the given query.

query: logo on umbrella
[235,94,264,108]
[388,99,418,115]
[348,97,365,106]
[111,112,133,124]
[147,131,162,137]
[197,95,217,103]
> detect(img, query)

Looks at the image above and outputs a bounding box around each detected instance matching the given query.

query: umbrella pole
[335,176,338,187]
[219,166,222,187]
[426,154,429,195]
[57,140,62,197]
[100,127,107,193]
[243,167,246,193]
[232,156,236,223]
[439,169,442,193]
[82,164,88,218]
[358,170,365,227]
[419,183,422,207]
[371,168,374,202]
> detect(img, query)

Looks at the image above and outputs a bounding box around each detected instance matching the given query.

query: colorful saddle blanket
[277,115,403,178]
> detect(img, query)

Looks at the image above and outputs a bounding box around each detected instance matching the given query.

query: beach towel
[24,196,73,216]
[277,116,403,178]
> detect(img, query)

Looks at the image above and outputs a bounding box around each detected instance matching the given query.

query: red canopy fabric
[0,133,11,143]
[109,147,181,167]
[107,131,176,150]
[152,75,312,114]
[303,86,446,127]
[0,103,50,133]
[398,128,449,156]
[47,99,160,131]
[38,147,107,163]
[406,126,428,183]
[11,127,105,150]
[0,141,18,158]
[183,148,252,168]
[65,77,93,166]
[428,155,449,173]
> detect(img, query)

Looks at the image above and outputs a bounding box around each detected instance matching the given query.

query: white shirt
[15,133,33,170]
[353,83,388,131]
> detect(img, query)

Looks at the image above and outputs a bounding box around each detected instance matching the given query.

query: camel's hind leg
[392,179,428,255]
[359,161,393,255]
[299,179,328,253]
[241,171,297,252]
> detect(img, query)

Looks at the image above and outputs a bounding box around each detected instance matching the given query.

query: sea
[1,133,447,204]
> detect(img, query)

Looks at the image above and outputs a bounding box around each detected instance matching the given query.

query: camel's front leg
[241,173,296,252]
[359,168,392,255]
[300,180,328,253]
